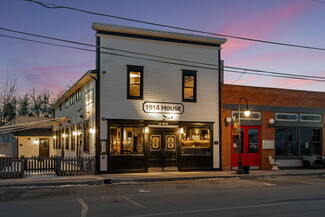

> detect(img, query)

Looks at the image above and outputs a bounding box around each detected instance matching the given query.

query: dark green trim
[95,36,101,173]
[97,30,221,47]
[218,49,222,170]
[182,69,197,103]
[127,65,144,100]
[224,104,325,114]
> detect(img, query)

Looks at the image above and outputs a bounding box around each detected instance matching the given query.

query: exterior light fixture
[53,135,57,139]
[224,117,232,127]
[90,128,96,134]
[236,97,250,174]
[33,139,39,145]
[144,127,149,133]
[179,128,184,134]
[268,119,275,128]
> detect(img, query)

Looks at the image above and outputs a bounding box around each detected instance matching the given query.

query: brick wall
[221,84,325,170]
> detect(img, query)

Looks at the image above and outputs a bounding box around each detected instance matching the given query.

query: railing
[0,157,24,179]
[56,156,95,176]
[0,156,95,179]
[25,156,56,173]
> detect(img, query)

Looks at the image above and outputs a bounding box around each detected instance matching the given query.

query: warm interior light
[73,131,77,136]
[179,128,184,134]
[90,128,96,134]
[62,134,67,138]
[144,127,149,133]
[53,136,56,139]
[244,110,251,117]
[33,139,39,145]
[130,72,140,78]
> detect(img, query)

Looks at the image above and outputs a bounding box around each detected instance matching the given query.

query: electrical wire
[1,33,325,83]
[1,27,324,81]
[25,0,325,52]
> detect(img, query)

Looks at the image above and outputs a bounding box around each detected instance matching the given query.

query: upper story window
[76,88,82,101]
[70,94,75,106]
[64,99,69,109]
[127,65,143,99]
[182,70,197,102]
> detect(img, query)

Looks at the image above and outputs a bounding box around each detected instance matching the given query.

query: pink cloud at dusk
[219,1,312,57]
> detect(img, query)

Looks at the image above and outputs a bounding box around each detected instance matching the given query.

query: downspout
[95,35,101,173]
[218,50,223,171]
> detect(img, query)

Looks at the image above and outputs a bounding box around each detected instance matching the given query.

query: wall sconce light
[144,127,149,133]
[33,139,39,145]
[268,119,275,128]
[224,117,232,127]
[89,128,96,134]
[179,128,184,134]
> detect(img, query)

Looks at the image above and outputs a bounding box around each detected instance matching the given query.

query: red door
[231,126,261,170]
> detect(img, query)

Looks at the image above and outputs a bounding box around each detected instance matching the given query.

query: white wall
[53,79,96,157]
[17,137,53,157]
[99,34,221,168]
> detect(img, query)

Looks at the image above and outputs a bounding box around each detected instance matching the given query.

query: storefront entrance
[231,126,261,169]
[149,128,178,171]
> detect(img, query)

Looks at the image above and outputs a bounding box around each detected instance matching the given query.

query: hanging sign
[143,101,184,114]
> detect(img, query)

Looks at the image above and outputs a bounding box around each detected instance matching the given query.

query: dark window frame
[182,69,197,102]
[127,65,144,100]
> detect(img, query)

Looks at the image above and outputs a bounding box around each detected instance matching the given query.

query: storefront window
[110,127,144,155]
[181,128,211,155]
[276,127,322,157]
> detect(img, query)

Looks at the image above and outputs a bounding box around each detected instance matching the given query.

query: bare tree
[0,73,17,125]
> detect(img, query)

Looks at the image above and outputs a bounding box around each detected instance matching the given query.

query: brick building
[221,84,325,170]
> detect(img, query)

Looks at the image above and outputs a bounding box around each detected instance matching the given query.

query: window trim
[182,69,197,102]
[127,65,144,100]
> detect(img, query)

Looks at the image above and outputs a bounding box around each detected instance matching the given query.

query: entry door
[39,138,49,157]
[149,129,178,171]
[231,126,261,169]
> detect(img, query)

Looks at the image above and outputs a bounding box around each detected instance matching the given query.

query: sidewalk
[1,169,325,188]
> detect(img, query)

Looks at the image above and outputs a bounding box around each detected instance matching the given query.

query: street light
[236,97,250,174]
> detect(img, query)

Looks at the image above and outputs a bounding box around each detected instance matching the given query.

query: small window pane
[184,87,194,99]
[184,76,194,87]
[129,84,140,97]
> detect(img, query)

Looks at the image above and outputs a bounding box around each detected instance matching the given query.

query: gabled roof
[52,70,96,109]
[92,23,227,45]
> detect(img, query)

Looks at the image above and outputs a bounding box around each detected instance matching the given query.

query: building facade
[94,23,226,173]
[221,84,325,170]
[51,23,227,173]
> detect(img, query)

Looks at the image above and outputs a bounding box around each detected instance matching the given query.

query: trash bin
[243,166,250,174]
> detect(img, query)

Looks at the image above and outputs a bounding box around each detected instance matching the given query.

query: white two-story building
[52,23,226,173]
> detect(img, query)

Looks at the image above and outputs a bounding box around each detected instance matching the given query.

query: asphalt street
[1,175,325,217]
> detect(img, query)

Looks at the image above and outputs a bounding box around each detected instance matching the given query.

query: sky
[0,0,324,97]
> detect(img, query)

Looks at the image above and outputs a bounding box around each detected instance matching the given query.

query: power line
[1,27,324,82]
[25,0,325,52]
[1,33,325,83]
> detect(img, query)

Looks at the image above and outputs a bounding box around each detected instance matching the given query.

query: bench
[301,155,324,169]
[268,156,280,171]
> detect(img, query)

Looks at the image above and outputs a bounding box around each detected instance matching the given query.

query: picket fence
[0,156,95,179]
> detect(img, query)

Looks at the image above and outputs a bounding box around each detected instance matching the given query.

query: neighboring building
[51,70,97,158]
[221,84,325,170]
[0,116,55,157]
[52,23,227,173]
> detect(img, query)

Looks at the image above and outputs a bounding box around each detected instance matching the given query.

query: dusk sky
[1,0,324,97]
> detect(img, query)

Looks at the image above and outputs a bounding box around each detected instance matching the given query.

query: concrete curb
[105,172,325,184]
[1,171,324,187]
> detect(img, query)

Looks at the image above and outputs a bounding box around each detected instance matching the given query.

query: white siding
[99,35,221,168]
[53,79,96,157]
